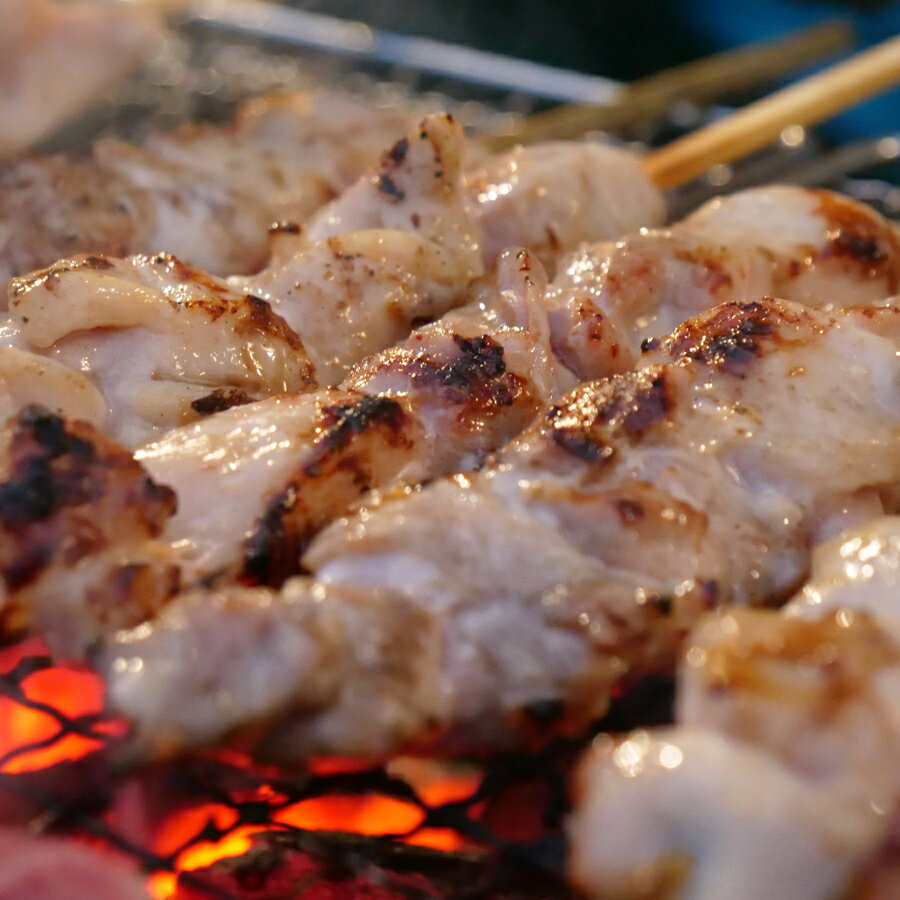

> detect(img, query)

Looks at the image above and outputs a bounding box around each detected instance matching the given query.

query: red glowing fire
[0,640,484,900]
[0,637,116,773]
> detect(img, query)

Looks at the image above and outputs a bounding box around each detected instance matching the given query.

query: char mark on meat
[243,395,414,586]
[190,387,255,417]
[0,406,179,641]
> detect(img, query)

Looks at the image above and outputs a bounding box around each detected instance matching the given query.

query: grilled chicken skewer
[570,516,900,900]
[1,158,891,446]
[132,184,900,585]
[32,295,890,760]
[0,89,665,289]
[0,90,414,284]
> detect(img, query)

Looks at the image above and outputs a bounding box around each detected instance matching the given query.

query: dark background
[288,0,899,139]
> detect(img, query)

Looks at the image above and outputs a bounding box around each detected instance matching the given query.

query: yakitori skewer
[485,19,854,150]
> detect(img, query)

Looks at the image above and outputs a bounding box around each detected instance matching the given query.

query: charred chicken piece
[231,113,485,383]
[0,406,178,654]
[547,186,900,380]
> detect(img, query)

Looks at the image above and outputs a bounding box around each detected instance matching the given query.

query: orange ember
[0,638,114,773]
[0,640,486,899]
[146,760,483,898]
[149,802,258,899]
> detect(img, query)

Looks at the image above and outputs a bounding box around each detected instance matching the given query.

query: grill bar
[187,0,622,103]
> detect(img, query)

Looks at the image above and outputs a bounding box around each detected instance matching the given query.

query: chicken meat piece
[229,113,484,383]
[4,253,315,446]
[569,726,884,900]
[0,0,161,159]
[784,515,900,622]
[464,140,666,274]
[266,135,667,279]
[138,249,572,586]
[0,406,178,651]
[98,297,900,760]
[571,517,900,900]
[546,186,900,380]
[0,344,106,428]
[0,89,413,286]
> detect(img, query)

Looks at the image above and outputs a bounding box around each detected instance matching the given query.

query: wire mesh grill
[0,638,673,899]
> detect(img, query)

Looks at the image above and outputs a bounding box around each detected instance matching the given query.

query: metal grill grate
[0,639,672,898]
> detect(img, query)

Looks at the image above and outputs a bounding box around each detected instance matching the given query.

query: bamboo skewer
[484,20,854,152]
[642,34,900,190]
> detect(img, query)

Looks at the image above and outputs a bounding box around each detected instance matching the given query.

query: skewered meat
[0,828,151,900]
[0,0,161,159]
[0,406,178,648]
[1,114,481,444]
[464,141,666,273]
[231,113,484,383]
[570,516,900,900]
[137,248,572,586]
[4,254,315,447]
[0,82,669,291]
[257,135,667,279]
[0,90,414,285]
[546,186,900,380]
[94,297,899,760]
